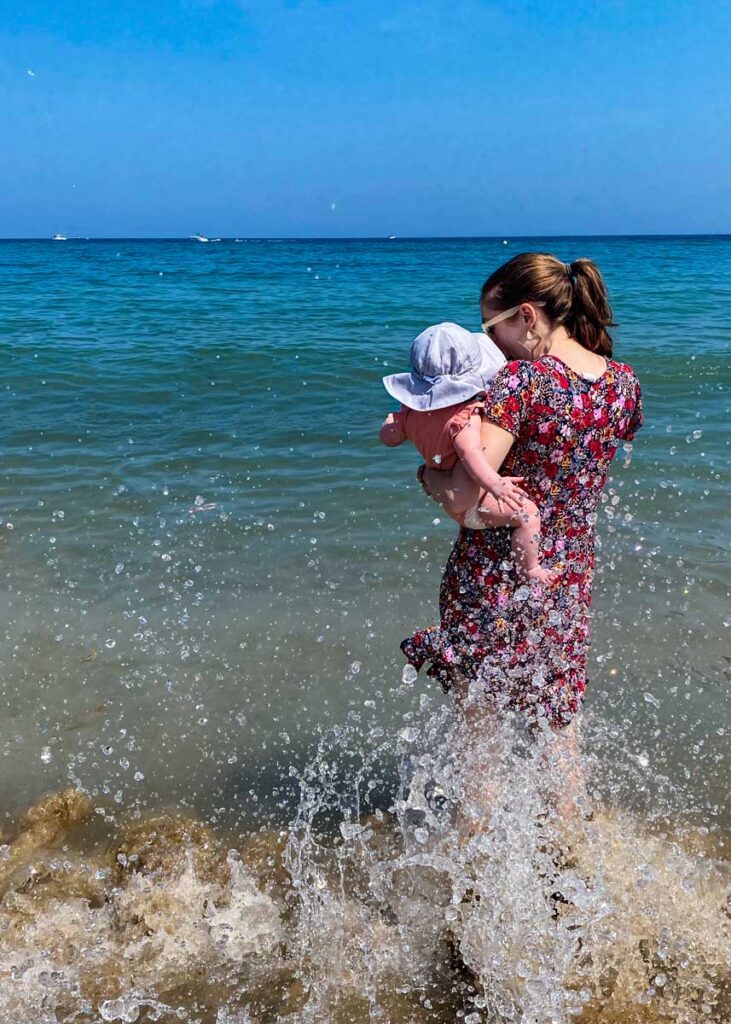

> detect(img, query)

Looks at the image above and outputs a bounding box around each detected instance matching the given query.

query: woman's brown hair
[481,252,616,356]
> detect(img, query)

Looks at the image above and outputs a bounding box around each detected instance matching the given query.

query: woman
[402,253,643,744]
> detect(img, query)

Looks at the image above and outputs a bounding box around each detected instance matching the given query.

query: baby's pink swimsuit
[391,395,485,470]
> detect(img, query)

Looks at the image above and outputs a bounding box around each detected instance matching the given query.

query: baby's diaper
[462,504,488,530]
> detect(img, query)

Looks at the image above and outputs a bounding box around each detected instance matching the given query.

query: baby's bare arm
[453,415,525,514]
[380,412,407,447]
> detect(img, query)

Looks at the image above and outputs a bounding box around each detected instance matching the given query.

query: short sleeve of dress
[482,360,535,437]
[622,377,644,441]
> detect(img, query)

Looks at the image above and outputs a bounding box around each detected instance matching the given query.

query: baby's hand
[487,476,526,515]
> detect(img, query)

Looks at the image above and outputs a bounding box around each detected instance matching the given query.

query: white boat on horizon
[52,233,67,241]
[191,233,209,243]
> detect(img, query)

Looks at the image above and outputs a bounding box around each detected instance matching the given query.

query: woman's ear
[520,303,536,328]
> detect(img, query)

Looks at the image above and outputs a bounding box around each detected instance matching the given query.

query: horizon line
[2,232,731,242]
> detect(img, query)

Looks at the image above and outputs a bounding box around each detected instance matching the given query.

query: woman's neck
[542,329,608,376]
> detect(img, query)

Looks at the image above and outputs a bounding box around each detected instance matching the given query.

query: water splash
[0,693,729,1023]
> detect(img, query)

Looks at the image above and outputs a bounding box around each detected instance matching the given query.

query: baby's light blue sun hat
[383,322,505,411]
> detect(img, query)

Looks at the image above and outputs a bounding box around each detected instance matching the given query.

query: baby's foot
[520,564,558,587]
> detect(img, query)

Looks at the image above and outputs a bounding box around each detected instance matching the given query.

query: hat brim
[383,340,505,412]
[383,372,486,411]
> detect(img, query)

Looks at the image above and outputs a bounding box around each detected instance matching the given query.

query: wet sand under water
[1,784,729,1024]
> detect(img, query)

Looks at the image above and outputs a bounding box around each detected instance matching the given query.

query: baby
[379,322,551,584]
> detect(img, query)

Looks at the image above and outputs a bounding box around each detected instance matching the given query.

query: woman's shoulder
[493,359,538,385]
[608,357,637,375]
[501,358,534,373]
[607,358,642,390]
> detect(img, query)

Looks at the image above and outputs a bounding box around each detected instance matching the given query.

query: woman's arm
[453,415,525,513]
[422,420,517,517]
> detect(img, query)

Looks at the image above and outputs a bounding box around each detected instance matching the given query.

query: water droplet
[100,996,140,1022]
[41,746,52,764]
[402,664,418,685]
[637,751,650,769]
[105,639,116,649]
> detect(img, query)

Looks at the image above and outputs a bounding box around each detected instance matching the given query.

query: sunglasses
[481,304,522,339]
[481,301,546,339]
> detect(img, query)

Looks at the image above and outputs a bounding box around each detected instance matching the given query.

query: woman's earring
[526,327,548,356]
[525,327,540,353]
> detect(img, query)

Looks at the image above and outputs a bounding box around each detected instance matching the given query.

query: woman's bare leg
[539,718,587,823]
[451,674,505,843]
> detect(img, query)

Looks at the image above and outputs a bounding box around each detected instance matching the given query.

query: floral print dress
[401,354,643,729]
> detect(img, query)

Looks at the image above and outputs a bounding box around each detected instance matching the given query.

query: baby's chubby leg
[475,494,554,585]
[417,465,551,582]
[418,460,482,517]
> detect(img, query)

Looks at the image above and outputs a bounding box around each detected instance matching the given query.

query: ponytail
[481,253,615,356]
[566,258,615,356]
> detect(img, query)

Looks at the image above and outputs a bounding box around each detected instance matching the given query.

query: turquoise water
[0,236,728,832]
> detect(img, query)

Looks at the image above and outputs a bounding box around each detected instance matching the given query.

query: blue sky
[1,0,730,237]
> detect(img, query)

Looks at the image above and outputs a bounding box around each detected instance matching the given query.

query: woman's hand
[482,476,526,515]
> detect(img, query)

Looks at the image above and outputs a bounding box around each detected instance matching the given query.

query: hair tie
[565,262,577,290]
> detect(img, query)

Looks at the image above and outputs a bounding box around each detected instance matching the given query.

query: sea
[0,236,728,1023]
